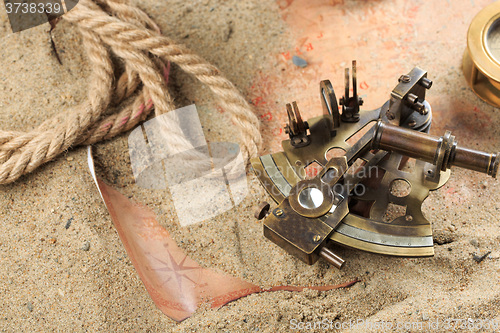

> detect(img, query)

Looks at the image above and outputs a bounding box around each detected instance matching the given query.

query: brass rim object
[463,1,500,107]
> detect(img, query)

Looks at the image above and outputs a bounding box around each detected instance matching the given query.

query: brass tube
[373,122,499,178]
[319,247,345,269]
[374,123,439,163]
[452,147,498,175]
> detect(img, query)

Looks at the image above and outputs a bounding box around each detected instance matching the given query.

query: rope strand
[0,0,261,185]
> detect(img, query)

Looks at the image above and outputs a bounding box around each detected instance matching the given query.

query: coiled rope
[0,0,262,184]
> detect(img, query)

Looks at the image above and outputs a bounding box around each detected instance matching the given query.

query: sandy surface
[1,0,500,332]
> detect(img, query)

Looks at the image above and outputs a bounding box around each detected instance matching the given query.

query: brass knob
[254,201,270,220]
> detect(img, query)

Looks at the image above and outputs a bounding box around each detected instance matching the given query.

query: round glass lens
[486,18,500,63]
[298,187,324,209]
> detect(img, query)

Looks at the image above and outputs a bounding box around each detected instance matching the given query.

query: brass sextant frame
[252,61,499,268]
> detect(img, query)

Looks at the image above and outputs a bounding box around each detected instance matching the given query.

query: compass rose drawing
[148,251,202,293]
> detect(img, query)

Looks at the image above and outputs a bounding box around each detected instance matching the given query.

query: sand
[1,0,499,332]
